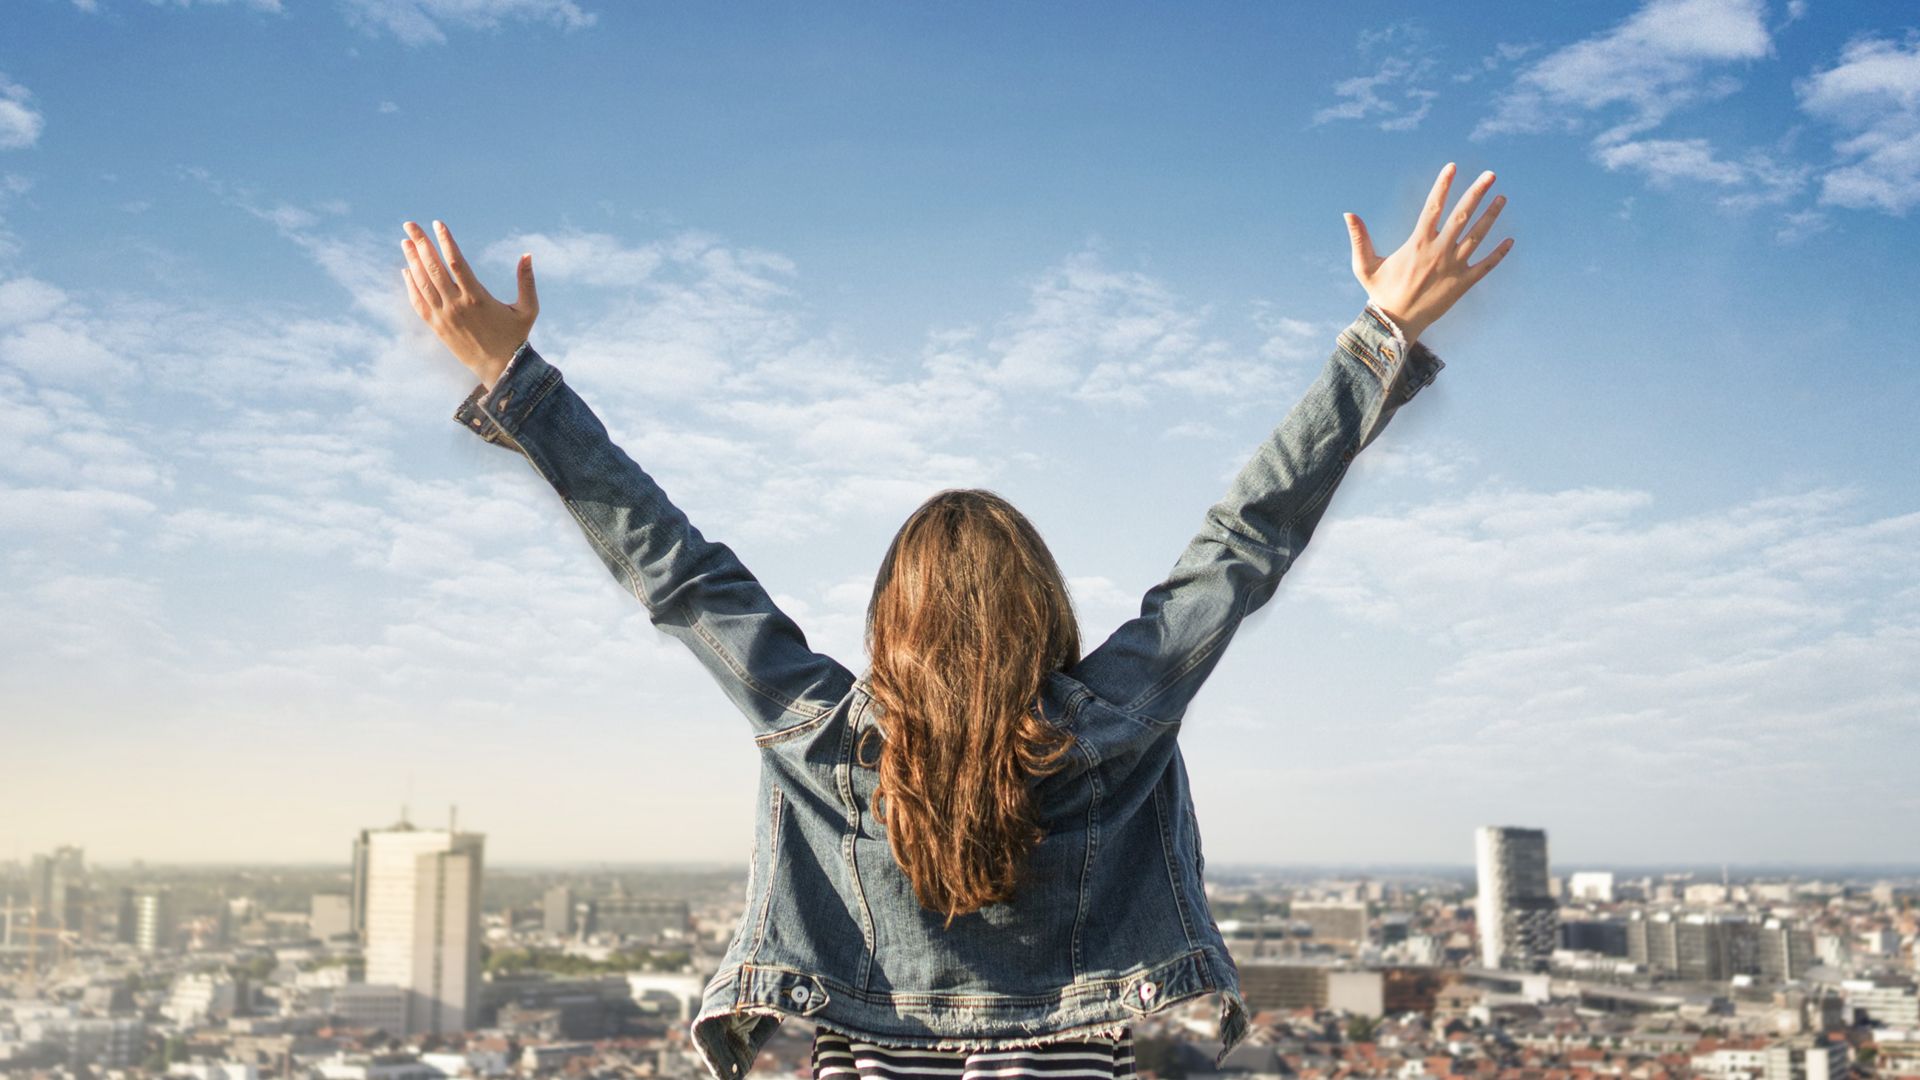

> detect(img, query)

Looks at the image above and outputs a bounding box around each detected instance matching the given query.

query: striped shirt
[810,1026,1136,1080]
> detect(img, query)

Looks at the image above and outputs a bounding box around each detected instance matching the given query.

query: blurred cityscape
[3,818,1916,1080]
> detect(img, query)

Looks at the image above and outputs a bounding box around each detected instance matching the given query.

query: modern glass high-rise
[361,820,485,1036]
[132,886,172,954]
[1474,825,1557,970]
[350,829,371,942]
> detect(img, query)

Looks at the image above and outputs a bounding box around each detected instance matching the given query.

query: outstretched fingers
[1458,193,1507,258]
[403,221,462,303]
[434,220,486,298]
[402,265,433,320]
[401,233,444,309]
[1418,162,1456,239]
[1467,236,1515,283]
[1442,170,1497,246]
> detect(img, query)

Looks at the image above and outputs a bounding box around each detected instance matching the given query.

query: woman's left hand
[401,219,539,390]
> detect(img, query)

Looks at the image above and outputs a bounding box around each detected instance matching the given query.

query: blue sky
[2,0,1916,869]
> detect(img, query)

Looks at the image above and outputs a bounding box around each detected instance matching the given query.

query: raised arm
[1069,162,1512,726]
[402,220,854,741]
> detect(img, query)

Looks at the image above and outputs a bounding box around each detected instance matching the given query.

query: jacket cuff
[1345,303,1445,406]
[452,340,559,446]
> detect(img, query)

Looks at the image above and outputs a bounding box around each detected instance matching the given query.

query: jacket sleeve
[1066,303,1444,727]
[452,342,855,740]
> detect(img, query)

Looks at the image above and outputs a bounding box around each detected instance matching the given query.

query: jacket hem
[690,948,1248,1080]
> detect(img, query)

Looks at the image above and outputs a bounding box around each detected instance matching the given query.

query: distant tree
[647,950,691,972]
[486,944,687,976]
[1347,1015,1381,1043]
[234,953,277,980]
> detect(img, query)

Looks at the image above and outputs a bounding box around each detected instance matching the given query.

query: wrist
[474,342,524,393]
[1367,301,1426,346]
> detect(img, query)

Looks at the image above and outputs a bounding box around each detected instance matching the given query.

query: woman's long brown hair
[864,488,1081,926]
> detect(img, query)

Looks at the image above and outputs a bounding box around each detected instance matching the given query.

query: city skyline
[5,826,1914,1076]
[4,0,1918,865]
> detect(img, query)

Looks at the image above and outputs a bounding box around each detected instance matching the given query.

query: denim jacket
[452,304,1443,1080]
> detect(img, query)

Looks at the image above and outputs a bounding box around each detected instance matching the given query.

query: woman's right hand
[1344,162,1513,344]
[402,219,540,391]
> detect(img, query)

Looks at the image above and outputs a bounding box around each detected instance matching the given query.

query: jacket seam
[690,618,831,721]
[753,706,833,747]
[1152,784,1200,949]
[1069,738,1100,982]
[541,406,830,729]
[838,707,878,991]
[747,784,784,964]
[1126,403,1360,722]
[1123,617,1233,719]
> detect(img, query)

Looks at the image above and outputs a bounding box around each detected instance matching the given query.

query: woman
[402,161,1511,1080]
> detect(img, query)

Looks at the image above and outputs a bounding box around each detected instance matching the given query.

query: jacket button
[1139,981,1157,1004]
[788,986,810,1005]
[1380,345,1396,362]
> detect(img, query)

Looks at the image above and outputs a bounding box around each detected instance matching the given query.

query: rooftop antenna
[449,804,458,834]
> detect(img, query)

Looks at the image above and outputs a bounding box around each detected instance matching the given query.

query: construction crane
[1,899,79,998]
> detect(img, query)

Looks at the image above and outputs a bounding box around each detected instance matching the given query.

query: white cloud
[1292,483,1920,803]
[1774,207,1830,242]
[1311,22,1442,133]
[143,0,284,10]
[1313,55,1439,132]
[1594,136,1748,185]
[0,74,46,151]
[483,230,667,289]
[985,251,1295,406]
[0,486,158,537]
[0,319,130,384]
[1795,34,1920,214]
[1593,136,1809,210]
[1452,42,1540,85]
[339,0,595,46]
[0,572,177,666]
[1466,0,1863,235]
[1472,0,1772,145]
[1066,575,1141,648]
[0,276,69,324]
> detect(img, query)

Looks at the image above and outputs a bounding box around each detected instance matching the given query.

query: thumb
[515,253,539,317]
[1345,213,1378,278]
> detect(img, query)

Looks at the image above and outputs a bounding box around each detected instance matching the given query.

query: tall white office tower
[361,818,485,1036]
[1475,825,1558,970]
